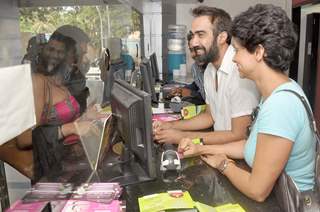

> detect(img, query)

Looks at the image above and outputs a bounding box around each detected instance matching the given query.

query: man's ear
[255,44,265,62]
[217,31,228,45]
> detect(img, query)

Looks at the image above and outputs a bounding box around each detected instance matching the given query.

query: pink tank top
[41,95,80,125]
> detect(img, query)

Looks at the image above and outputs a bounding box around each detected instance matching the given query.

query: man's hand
[154,128,185,144]
[153,121,173,134]
[180,88,192,97]
[178,138,201,158]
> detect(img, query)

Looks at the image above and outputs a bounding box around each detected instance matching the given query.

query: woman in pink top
[0,31,96,180]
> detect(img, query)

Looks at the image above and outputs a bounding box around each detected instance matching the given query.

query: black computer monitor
[110,79,156,185]
[140,59,157,104]
[150,52,160,82]
[102,60,126,104]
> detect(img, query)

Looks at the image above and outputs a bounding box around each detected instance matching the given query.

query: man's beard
[192,38,219,66]
[45,62,61,76]
[38,56,62,76]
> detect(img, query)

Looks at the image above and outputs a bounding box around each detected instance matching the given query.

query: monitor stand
[107,147,156,186]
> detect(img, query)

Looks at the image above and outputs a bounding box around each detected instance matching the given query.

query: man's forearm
[171,111,213,131]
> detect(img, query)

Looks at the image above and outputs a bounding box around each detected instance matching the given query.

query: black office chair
[0,161,10,210]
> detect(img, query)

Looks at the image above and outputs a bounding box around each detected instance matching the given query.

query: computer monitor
[110,79,156,185]
[140,59,157,104]
[150,52,160,82]
[102,60,127,104]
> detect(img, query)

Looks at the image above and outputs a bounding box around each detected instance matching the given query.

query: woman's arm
[32,74,46,125]
[178,138,246,159]
[15,129,32,149]
[202,133,293,202]
[200,139,245,159]
[60,120,96,138]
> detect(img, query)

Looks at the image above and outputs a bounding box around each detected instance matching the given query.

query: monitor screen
[150,52,160,82]
[110,79,156,185]
[140,59,157,103]
[102,60,126,104]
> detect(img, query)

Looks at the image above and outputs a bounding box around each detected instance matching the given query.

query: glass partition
[19,3,142,104]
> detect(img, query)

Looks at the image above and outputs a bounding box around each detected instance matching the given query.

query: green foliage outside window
[19,5,141,50]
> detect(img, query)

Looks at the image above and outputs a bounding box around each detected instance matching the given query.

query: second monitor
[140,58,158,104]
[110,79,157,185]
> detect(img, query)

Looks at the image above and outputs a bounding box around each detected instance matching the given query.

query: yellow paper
[195,201,216,212]
[181,105,197,120]
[138,191,194,212]
[181,105,206,120]
[215,203,246,212]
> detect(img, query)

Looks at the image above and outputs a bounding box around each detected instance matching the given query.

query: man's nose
[51,50,59,59]
[190,36,200,49]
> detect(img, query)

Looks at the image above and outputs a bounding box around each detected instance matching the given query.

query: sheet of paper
[0,64,36,145]
[76,112,112,172]
[138,191,194,212]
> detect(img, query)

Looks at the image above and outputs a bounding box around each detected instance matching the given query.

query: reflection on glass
[19,3,143,111]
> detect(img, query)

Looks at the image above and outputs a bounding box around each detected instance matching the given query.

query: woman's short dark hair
[192,6,232,44]
[231,4,298,72]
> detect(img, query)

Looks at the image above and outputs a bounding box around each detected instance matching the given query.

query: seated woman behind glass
[0,32,96,180]
[178,4,316,202]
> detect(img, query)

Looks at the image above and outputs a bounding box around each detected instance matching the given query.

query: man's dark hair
[55,25,90,45]
[54,25,89,57]
[50,31,76,54]
[192,6,232,44]
[231,4,298,72]
[49,32,68,45]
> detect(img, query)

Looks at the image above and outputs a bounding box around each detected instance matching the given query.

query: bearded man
[153,6,259,145]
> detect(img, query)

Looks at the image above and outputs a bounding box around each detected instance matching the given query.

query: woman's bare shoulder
[32,73,46,81]
[32,73,46,87]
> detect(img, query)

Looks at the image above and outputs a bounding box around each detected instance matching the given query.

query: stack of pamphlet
[6,182,123,212]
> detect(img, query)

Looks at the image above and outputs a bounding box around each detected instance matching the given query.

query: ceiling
[18,0,199,14]
[18,0,199,7]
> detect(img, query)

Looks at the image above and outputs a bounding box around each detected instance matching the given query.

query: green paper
[215,203,246,212]
[138,191,194,212]
[194,201,216,212]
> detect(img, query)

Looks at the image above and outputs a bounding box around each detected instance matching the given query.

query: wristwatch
[217,159,235,174]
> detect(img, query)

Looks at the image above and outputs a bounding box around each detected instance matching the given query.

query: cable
[105,154,134,167]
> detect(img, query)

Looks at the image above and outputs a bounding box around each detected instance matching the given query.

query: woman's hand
[201,154,228,169]
[178,138,201,158]
[74,120,100,137]
[84,105,109,120]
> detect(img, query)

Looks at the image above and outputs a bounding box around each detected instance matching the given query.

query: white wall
[297,3,320,85]
[0,0,31,206]
[176,0,292,74]
[0,0,23,67]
